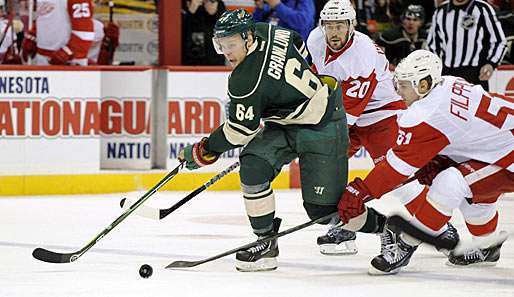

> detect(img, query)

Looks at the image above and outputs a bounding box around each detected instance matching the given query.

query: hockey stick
[32,161,186,264]
[106,1,116,64]
[387,215,458,250]
[119,161,240,220]
[387,216,512,254]
[166,176,419,269]
[166,212,338,269]
[109,1,114,22]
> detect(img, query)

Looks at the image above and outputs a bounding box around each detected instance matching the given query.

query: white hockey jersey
[307,27,404,127]
[0,19,15,55]
[36,0,94,58]
[364,76,514,198]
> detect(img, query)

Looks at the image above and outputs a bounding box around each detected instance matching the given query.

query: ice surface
[1,190,513,297]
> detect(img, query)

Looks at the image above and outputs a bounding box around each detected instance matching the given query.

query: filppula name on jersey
[0,76,49,94]
[267,29,291,80]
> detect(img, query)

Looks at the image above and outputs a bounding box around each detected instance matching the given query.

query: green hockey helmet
[214,9,255,41]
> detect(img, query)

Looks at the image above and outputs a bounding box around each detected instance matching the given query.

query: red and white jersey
[307,28,404,127]
[87,19,105,63]
[0,19,15,55]
[365,76,514,198]
[36,0,94,57]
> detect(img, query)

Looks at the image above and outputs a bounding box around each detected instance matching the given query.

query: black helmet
[401,5,425,23]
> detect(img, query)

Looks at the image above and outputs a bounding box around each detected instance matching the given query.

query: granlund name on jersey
[207,23,339,153]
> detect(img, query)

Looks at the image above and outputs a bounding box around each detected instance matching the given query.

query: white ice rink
[1,189,514,297]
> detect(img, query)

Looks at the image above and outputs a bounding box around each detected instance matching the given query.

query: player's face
[323,21,350,51]
[402,16,422,34]
[395,80,420,106]
[213,34,248,67]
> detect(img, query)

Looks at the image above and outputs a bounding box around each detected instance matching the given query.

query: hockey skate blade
[119,198,160,220]
[452,230,509,256]
[368,265,400,276]
[319,241,358,255]
[235,258,278,272]
[445,260,499,268]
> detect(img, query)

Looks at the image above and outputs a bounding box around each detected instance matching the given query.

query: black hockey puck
[139,264,153,278]
[120,198,126,208]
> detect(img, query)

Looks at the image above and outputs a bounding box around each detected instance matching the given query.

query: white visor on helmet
[212,34,246,55]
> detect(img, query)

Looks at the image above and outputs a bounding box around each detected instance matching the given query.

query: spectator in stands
[182,0,226,65]
[376,4,427,69]
[253,0,315,41]
[397,0,435,28]
[427,0,506,90]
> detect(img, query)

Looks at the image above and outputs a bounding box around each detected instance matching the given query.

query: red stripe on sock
[404,187,428,215]
[466,212,499,236]
[414,200,450,231]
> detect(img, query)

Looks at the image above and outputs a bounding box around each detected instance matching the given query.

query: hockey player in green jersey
[178,9,349,272]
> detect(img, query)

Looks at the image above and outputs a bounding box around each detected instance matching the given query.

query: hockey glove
[21,28,37,61]
[178,137,220,170]
[338,178,372,224]
[414,155,457,186]
[49,46,74,65]
[104,22,120,49]
[97,22,120,65]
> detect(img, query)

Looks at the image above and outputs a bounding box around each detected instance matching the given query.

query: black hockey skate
[369,235,418,275]
[447,231,508,267]
[236,218,281,272]
[317,225,357,255]
[378,225,398,254]
[436,222,458,256]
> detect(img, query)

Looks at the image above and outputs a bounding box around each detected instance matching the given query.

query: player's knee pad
[427,167,472,215]
[239,154,274,185]
[303,202,336,224]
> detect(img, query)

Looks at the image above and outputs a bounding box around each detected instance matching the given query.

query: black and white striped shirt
[427,0,506,68]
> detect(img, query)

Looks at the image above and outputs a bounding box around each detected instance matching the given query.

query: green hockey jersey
[207,23,341,153]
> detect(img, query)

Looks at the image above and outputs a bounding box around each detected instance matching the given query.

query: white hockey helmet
[394,50,443,97]
[319,0,356,51]
[319,0,356,24]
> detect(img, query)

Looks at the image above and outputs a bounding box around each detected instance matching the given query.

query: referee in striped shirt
[427,0,506,90]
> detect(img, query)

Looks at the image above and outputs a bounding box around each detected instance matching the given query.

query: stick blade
[165,260,200,269]
[32,248,75,263]
[119,198,160,220]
